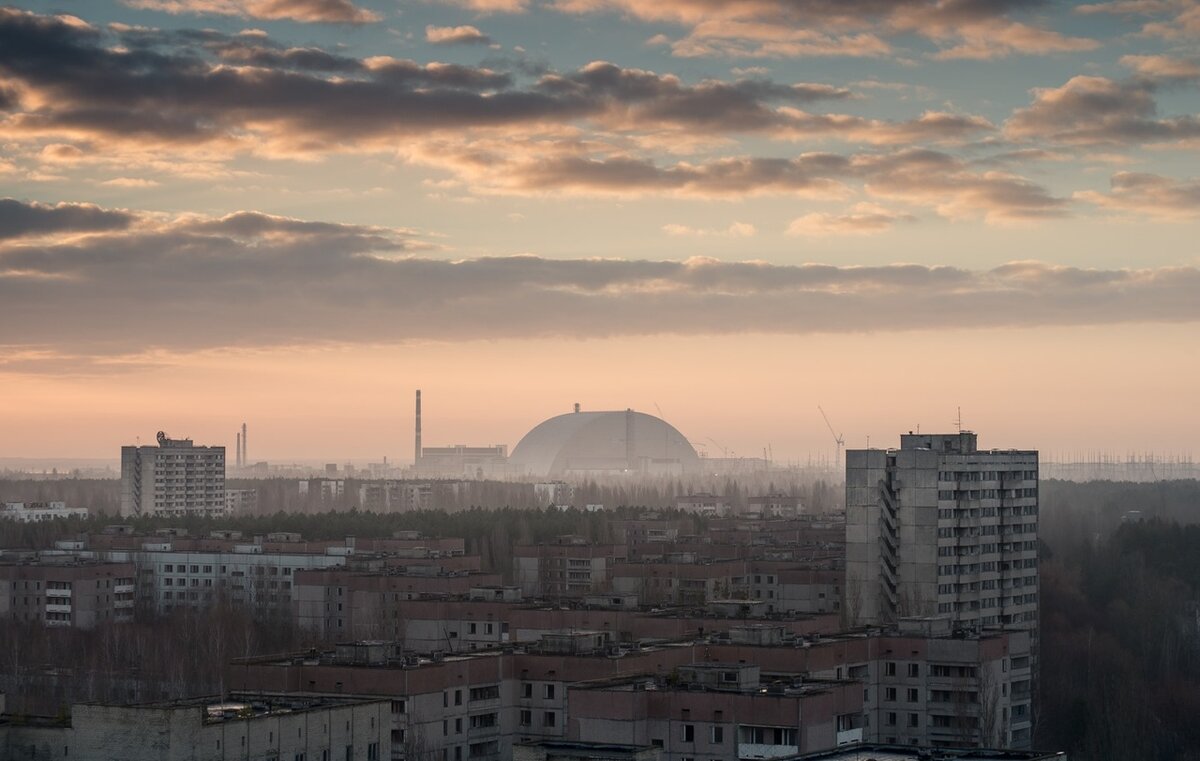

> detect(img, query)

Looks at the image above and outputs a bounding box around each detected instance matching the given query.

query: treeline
[0,473,844,518]
[1037,515,1200,759]
[0,602,307,716]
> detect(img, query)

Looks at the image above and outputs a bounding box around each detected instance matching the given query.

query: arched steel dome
[510,409,699,478]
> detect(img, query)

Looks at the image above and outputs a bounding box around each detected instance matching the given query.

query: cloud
[0,199,136,240]
[426,24,492,45]
[404,138,1066,221]
[1005,75,1200,145]
[442,0,530,12]
[786,203,915,235]
[549,0,1096,60]
[122,0,380,24]
[663,221,756,237]
[2,10,940,158]
[1120,54,1200,83]
[3,202,1199,369]
[1076,172,1200,219]
[101,177,163,187]
[1077,0,1200,40]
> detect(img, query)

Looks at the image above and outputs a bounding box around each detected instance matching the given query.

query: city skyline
[2,0,1199,460]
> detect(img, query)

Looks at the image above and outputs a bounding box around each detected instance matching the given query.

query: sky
[1,0,1199,463]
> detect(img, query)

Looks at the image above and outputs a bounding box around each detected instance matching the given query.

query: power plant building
[120,432,226,518]
[510,409,699,478]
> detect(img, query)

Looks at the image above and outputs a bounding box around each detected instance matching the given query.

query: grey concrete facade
[846,433,1039,641]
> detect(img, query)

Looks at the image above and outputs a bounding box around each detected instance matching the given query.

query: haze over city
[1,0,1198,461]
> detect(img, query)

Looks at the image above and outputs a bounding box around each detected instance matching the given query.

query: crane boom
[818,405,845,469]
[818,406,844,446]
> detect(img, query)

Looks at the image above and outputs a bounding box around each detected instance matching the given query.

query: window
[885,662,896,677]
[907,688,919,703]
[885,687,896,702]
[908,663,919,678]
[455,690,463,706]
[907,713,919,728]
[519,710,532,727]
[544,684,556,699]
[711,726,724,744]
[522,683,533,699]
[543,712,556,727]
[886,712,897,727]
[470,685,500,701]
[682,724,694,742]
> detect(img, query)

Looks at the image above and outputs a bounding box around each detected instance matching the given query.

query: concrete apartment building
[0,501,89,522]
[566,663,864,759]
[1,693,387,761]
[229,619,1033,761]
[120,432,226,518]
[514,538,629,598]
[358,481,433,512]
[609,559,842,614]
[846,432,1039,636]
[0,559,134,628]
[82,531,352,614]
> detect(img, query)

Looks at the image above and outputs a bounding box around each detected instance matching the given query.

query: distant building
[224,489,258,515]
[510,408,699,478]
[0,559,134,629]
[300,478,345,501]
[120,431,226,518]
[746,494,802,519]
[514,537,628,598]
[358,481,432,512]
[675,493,731,516]
[0,501,88,522]
[416,444,510,478]
[535,481,576,508]
[846,432,1039,638]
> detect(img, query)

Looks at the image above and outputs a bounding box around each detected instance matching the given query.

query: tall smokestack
[415,390,422,466]
[242,422,247,467]
[236,432,242,468]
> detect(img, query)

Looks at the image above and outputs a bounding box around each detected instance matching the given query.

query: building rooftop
[785,746,1064,761]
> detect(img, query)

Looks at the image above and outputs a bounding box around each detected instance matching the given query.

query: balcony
[46,603,72,613]
[46,588,72,598]
[738,744,799,760]
[115,584,135,594]
[836,728,864,746]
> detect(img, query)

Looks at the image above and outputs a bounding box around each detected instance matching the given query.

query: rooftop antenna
[818,406,845,469]
[956,406,962,433]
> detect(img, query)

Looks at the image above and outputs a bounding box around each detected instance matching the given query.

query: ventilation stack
[415,390,423,467]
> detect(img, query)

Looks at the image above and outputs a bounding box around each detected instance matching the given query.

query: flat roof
[787,745,1065,761]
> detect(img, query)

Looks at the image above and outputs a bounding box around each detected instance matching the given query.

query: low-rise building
[0,693,387,761]
[567,664,864,760]
[0,502,89,522]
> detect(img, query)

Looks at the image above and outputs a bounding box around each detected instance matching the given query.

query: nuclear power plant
[410,392,700,478]
[510,407,699,477]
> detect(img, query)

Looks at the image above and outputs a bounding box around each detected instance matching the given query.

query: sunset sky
[2,0,1199,463]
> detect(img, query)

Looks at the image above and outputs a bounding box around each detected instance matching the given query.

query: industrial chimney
[236,431,242,468]
[415,390,422,466]
[574,402,581,413]
[241,422,247,467]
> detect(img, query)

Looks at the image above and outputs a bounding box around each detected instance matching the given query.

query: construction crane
[818,406,845,469]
